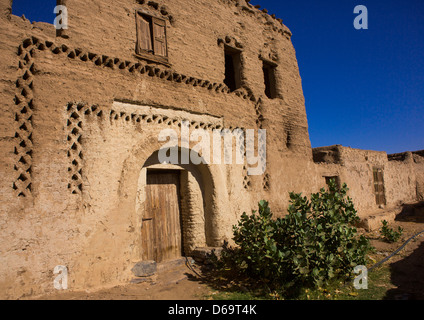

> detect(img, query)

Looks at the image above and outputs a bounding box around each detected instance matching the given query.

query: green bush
[214,180,372,296]
[379,220,403,243]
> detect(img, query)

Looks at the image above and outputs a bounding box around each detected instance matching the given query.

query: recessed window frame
[324,175,341,190]
[223,45,242,92]
[261,57,278,99]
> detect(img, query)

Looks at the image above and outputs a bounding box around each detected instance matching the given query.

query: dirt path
[34,260,213,300]
[366,219,424,300]
[32,218,424,300]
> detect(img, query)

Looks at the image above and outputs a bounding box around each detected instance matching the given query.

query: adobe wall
[1,0,420,299]
[386,152,417,207]
[314,145,420,217]
[0,0,318,298]
[412,151,424,200]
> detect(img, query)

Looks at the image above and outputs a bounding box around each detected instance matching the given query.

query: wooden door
[142,171,182,263]
[373,167,386,205]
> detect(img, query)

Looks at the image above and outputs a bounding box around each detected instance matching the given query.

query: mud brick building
[0,0,422,298]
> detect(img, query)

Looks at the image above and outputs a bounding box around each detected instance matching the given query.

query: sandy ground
[33,260,213,300]
[366,219,424,300]
[31,215,424,300]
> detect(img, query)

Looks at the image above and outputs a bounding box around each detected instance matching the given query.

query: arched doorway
[136,148,212,263]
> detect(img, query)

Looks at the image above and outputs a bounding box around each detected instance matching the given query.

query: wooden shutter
[152,17,167,57]
[136,13,153,53]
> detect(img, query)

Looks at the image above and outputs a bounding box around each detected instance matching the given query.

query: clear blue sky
[12,0,424,154]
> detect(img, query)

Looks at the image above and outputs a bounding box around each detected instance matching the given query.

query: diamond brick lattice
[13,39,36,197]
[66,102,102,195]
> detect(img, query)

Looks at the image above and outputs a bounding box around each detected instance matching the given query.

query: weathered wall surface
[385,153,417,207]
[413,151,424,201]
[0,0,318,298]
[0,0,421,299]
[313,146,422,218]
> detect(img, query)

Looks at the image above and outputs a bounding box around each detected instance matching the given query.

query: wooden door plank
[142,171,182,263]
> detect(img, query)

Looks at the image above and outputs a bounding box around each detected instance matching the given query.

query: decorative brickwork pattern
[66,102,103,195]
[13,38,37,197]
[262,172,270,191]
[13,36,264,196]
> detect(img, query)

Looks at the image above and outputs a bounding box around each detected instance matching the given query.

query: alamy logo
[53,265,68,290]
[354,5,368,30]
[158,121,266,176]
[353,265,368,289]
[54,5,68,30]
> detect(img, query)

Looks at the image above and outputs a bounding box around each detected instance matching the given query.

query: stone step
[130,257,195,285]
[359,209,400,231]
[191,247,223,264]
[360,202,424,231]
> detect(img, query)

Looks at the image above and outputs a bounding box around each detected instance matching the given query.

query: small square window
[325,176,341,190]
[136,11,169,64]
